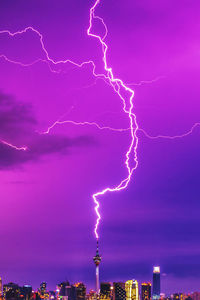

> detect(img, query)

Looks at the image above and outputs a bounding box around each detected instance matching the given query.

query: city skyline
[0,0,200,294]
[1,266,200,300]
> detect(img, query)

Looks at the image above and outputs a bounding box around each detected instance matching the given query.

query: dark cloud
[0,91,96,169]
[0,91,36,137]
[0,133,95,169]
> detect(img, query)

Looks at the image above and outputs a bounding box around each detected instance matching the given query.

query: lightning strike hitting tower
[93,240,102,294]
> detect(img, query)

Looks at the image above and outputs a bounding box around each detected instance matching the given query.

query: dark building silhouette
[113,282,126,300]
[3,282,20,299]
[66,284,77,300]
[75,283,86,300]
[20,285,32,299]
[141,283,151,300]
[58,281,70,297]
[100,282,111,299]
[58,281,77,300]
[152,267,160,300]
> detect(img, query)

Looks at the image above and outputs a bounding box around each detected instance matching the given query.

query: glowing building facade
[113,282,126,300]
[75,282,86,300]
[141,282,151,300]
[0,278,2,296]
[100,282,112,300]
[152,266,160,300]
[125,280,139,300]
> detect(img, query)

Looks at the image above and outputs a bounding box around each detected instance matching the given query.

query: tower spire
[93,239,102,295]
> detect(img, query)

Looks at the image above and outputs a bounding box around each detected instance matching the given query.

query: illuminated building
[93,240,102,294]
[0,277,2,296]
[125,280,139,300]
[152,266,160,300]
[39,282,49,299]
[66,285,77,300]
[40,282,47,295]
[20,285,32,299]
[3,282,20,299]
[87,290,96,300]
[49,290,56,299]
[57,281,70,297]
[57,281,77,300]
[113,282,126,300]
[75,282,86,300]
[32,292,41,299]
[100,282,111,299]
[159,293,165,300]
[173,294,182,300]
[191,292,200,300]
[141,283,151,300]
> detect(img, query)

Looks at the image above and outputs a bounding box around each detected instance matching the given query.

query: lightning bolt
[87,0,139,239]
[0,140,27,151]
[139,122,200,140]
[127,76,165,86]
[0,27,108,80]
[0,1,138,240]
[43,118,200,140]
[1,0,198,241]
[42,119,129,134]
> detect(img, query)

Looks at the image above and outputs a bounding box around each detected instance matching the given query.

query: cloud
[0,133,95,169]
[0,91,96,169]
[0,91,36,138]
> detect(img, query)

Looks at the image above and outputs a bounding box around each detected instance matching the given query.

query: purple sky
[0,0,200,294]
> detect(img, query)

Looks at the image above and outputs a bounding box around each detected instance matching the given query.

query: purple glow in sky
[0,0,200,294]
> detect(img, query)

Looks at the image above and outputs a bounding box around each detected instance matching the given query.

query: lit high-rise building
[75,282,86,300]
[3,282,20,299]
[191,292,200,300]
[125,280,139,300]
[93,240,102,294]
[0,278,2,296]
[113,282,126,300]
[152,266,160,300]
[141,282,151,300]
[100,282,111,300]
[39,282,49,299]
[40,282,47,295]
[57,281,77,300]
[87,289,96,300]
[20,285,32,299]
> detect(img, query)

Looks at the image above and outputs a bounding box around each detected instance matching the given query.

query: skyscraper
[75,282,86,300]
[93,240,102,294]
[113,282,126,300]
[100,282,111,300]
[57,281,77,300]
[3,282,20,299]
[152,266,160,300]
[0,278,2,296]
[125,280,139,300]
[39,282,47,295]
[141,283,151,300]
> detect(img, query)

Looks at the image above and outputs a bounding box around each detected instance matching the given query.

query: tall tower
[152,266,160,300]
[93,240,101,294]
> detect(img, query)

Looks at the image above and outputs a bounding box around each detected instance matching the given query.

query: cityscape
[0,245,200,300]
[0,0,200,298]
[1,265,200,300]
